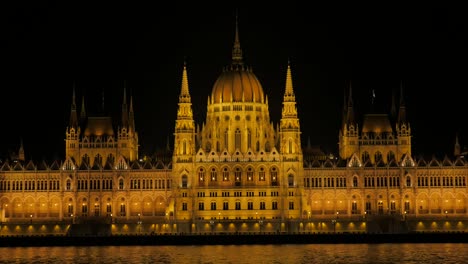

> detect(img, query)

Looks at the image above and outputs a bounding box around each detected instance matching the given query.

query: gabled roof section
[1,162,11,171]
[442,156,453,166]
[104,160,114,170]
[207,150,219,162]
[428,157,440,167]
[116,156,128,170]
[454,156,465,166]
[25,160,36,170]
[323,158,334,168]
[244,148,255,161]
[49,160,61,170]
[79,161,90,170]
[364,160,374,167]
[91,162,102,170]
[347,153,362,168]
[269,147,280,161]
[143,160,153,169]
[232,149,243,162]
[155,160,165,169]
[37,160,49,170]
[130,161,141,170]
[311,159,322,168]
[196,148,206,162]
[376,159,386,167]
[220,149,231,161]
[12,162,24,171]
[416,158,427,167]
[62,157,76,171]
[400,153,415,167]
[388,159,399,167]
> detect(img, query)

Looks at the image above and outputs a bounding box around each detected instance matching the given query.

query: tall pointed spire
[122,81,129,127]
[231,10,243,65]
[80,96,86,121]
[179,60,191,101]
[455,133,461,157]
[129,95,135,131]
[284,59,295,100]
[281,60,298,122]
[397,80,407,124]
[69,82,78,128]
[346,80,355,125]
[18,137,25,161]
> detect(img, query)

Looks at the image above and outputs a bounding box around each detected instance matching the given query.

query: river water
[0,243,465,263]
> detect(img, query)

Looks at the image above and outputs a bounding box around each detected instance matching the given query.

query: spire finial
[232,10,243,65]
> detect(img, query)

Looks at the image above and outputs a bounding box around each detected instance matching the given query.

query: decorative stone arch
[141,196,153,216]
[442,192,456,214]
[455,192,467,214]
[129,195,143,217]
[154,196,166,216]
[24,196,35,218]
[49,196,61,218]
[429,192,442,214]
[62,196,75,217]
[335,193,347,214]
[269,166,279,186]
[117,176,125,190]
[115,196,127,217]
[350,193,362,214]
[37,196,49,218]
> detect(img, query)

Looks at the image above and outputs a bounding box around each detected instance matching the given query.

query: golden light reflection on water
[1,244,468,263]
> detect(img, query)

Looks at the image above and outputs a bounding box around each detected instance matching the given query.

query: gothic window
[181,175,188,188]
[247,167,254,181]
[387,151,395,162]
[406,176,411,187]
[120,203,126,216]
[211,168,217,181]
[224,129,229,149]
[259,167,265,181]
[107,154,115,165]
[235,128,241,150]
[247,129,252,149]
[119,178,124,190]
[270,167,278,186]
[66,179,71,190]
[182,140,187,155]
[94,154,102,166]
[222,167,229,181]
[288,139,293,153]
[198,168,205,182]
[256,141,260,152]
[353,176,358,187]
[288,174,294,187]
[265,141,271,152]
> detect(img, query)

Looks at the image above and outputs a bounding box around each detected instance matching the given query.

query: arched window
[406,176,411,187]
[247,129,252,149]
[353,176,358,187]
[182,140,187,155]
[222,167,229,181]
[211,168,217,181]
[66,179,71,190]
[387,151,395,162]
[224,129,229,150]
[198,168,205,182]
[181,175,188,188]
[288,139,293,153]
[119,179,124,190]
[259,167,265,181]
[247,167,254,181]
[270,167,278,186]
[235,128,241,150]
[288,174,294,187]
[234,167,242,186]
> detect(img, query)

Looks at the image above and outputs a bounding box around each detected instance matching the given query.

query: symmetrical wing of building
[1,20,467,234]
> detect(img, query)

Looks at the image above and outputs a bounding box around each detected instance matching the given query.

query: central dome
[211,65,264,103]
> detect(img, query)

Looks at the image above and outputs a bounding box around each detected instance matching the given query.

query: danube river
[0,243,466,263]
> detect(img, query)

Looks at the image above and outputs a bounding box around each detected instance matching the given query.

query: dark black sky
[2,3,467,161]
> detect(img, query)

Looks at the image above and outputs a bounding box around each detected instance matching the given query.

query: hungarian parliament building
[1,22,467,234]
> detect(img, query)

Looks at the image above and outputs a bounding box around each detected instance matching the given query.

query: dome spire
[231,10,243,65]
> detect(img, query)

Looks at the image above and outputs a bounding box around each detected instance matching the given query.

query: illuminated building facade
[1,21,467,234]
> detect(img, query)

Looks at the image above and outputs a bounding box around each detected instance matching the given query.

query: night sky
[2,3,467,161]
